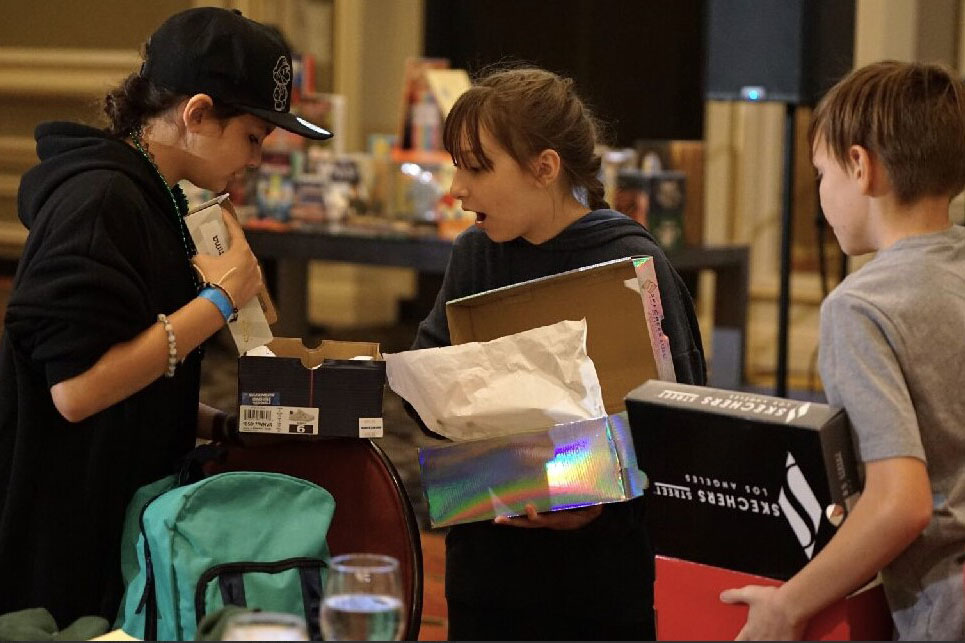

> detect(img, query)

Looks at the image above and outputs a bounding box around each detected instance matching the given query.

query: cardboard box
[654,556,893,641]
[418,414,646,527]
[238,338,386,438]
[446,256,676,415]
[626,380,861,580]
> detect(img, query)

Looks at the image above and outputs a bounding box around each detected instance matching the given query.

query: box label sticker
[240,405,319,435]
[358,417,384,438]
[241,392,279,406]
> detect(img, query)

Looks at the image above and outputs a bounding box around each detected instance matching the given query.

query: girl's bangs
[443,90,493,171]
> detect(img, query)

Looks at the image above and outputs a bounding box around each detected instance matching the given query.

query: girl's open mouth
[475,212,487,223]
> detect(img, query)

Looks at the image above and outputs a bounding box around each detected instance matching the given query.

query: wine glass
[320,553,405,641]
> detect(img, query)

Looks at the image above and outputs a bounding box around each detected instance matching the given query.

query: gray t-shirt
[819,225,965,640]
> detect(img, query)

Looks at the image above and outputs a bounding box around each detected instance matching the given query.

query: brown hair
[443,66,609,210]
[104,58,244,138]
[808,60,965,203]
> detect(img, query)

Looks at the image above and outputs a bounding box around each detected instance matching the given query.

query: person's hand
[192,211,263,309]
[493,503,602,530]
[719,585,805,641]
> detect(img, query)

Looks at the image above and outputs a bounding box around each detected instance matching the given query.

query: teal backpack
[115,469,335,640]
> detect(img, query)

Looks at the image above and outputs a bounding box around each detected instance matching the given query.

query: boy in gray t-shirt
[721,61,965,640]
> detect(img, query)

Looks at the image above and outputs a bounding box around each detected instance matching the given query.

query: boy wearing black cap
[0,7,330,624]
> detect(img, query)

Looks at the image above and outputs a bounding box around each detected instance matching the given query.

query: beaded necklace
[130,127,200,291]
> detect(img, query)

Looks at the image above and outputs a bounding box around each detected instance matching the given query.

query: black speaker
[705,0,855,105]
[424,0,706,143]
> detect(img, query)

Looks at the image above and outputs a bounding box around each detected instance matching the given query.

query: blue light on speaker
[740,85,767,101]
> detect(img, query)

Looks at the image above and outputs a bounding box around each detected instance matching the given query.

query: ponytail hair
[103,72,183,138]
[443,66,610,210]
[104,68,245,138]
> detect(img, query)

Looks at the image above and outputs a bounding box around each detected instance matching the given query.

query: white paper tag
[239,405,319,435]
[358,417,384,438]
[184,203,273,355]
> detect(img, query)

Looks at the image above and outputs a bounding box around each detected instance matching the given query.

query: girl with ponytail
[411,66,706,640]
[0,7,329,625]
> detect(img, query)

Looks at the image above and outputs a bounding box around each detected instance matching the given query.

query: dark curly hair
[103,71,244,138]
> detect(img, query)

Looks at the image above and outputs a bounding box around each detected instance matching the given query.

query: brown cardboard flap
[266,338,381,369]
[446,257,670,414]
[316,340,382,361]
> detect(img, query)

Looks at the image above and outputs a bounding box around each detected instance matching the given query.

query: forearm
[776,501,907,624]
[51,298,225,422]
[775,459,931,626]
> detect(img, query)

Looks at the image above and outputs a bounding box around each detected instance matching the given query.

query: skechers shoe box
[626,380,862,581]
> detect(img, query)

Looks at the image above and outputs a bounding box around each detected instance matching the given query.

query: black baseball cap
[140,7,332,141]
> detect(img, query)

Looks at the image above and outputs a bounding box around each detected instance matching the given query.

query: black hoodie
[412,210,706,634]
[0,123,200,624]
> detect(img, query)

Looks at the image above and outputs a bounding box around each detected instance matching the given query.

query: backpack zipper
[134,490,168,641]
[194,557,328,621]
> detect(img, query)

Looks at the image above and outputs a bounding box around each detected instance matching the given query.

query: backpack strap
[195,559,325,640]
[135,491,165,641]
[218,572,248,608]
[175,444,227,486]
[298,566,323,641]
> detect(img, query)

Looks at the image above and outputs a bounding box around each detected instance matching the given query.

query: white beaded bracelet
[157,313,178,378]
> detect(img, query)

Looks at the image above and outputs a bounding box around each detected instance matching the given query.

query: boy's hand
[719,585,804,641]
[493,503,602,530]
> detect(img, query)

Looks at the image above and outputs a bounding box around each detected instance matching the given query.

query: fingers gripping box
[184,196,276,354]
[654,557,893,641]
[626,380,861,580]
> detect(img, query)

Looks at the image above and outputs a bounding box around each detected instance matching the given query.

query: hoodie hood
[17,122,167,230]
[530,209,658,252]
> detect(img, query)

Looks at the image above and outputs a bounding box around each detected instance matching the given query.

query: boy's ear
[533,148,562,186]
[848,144,874,194]
[181,94,216,132]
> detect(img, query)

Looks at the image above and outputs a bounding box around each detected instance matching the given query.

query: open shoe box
[445,255,676,414]
[416,256,675,526]
[238,336,386,439]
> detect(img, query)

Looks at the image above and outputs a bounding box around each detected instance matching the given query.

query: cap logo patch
[272,56,291,111]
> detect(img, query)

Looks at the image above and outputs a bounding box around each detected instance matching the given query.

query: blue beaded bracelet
[199,287,235,323]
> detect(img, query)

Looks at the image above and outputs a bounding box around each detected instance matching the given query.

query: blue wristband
[199,287,234,322]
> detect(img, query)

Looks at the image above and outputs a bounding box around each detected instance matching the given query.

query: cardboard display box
[238,338,386,439]
[419,414,645,527]
[626,380,861,580]
[446,256,676,415]
[654,556,893,641]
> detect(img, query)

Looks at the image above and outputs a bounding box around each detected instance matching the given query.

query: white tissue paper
[243,345,276,358]
[384,319,606,440]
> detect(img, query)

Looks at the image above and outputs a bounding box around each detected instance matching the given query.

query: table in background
[245,223,748,389]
